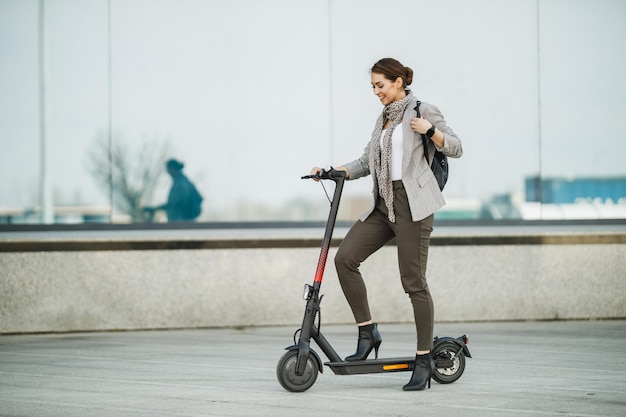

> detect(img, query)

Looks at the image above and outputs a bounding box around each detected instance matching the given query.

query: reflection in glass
[0,0,625,224]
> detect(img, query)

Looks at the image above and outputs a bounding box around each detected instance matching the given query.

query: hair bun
[405,67,414,86]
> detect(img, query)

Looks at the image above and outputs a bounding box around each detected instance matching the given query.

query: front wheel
[432,342,466,384]
[276,350,319,392]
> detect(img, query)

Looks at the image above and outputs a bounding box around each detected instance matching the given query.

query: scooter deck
[325,357,416,375]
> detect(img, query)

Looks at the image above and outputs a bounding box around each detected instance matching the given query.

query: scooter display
[276,167,471,392]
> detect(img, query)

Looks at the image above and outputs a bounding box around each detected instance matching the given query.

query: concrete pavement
[1,320,625,417]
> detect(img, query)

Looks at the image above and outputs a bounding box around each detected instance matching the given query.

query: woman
[310,57,462,391]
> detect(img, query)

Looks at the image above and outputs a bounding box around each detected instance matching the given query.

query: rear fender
[434,336,472,358]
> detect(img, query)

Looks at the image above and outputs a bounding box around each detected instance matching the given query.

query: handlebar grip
[301,167,346,180]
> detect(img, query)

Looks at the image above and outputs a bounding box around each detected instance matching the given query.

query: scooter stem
[296,168,346,375]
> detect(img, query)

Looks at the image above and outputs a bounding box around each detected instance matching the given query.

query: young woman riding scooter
[309,57,462,391]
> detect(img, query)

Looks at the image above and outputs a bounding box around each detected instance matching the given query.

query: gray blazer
[343,97,463,222]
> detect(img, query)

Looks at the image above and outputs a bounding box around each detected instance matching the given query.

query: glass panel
[1,0,625,225]
[533,0,626,220]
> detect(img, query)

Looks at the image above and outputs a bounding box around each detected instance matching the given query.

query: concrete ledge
[1,226,625,333]
[1,232,625,252]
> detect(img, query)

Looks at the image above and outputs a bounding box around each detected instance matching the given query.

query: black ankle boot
[345,323,382,361]
[402,353,434,391]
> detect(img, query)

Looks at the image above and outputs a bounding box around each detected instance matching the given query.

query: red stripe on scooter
[314,246,329,283]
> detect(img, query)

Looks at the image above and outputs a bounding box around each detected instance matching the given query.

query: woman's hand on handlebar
[307,165,349,181]
[309,166,323,181]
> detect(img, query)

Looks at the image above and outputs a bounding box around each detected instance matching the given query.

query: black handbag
[415,101,448,191]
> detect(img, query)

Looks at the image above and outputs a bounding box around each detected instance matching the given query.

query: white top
[380,127,403,181]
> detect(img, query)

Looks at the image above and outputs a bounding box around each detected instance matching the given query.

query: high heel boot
[345,323,382,361]
[402,353,434,391]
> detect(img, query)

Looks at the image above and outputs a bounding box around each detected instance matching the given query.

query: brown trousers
[334,181,435,351]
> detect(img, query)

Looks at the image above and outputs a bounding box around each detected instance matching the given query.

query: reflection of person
[310,58,462,391]
[146,159,203,222]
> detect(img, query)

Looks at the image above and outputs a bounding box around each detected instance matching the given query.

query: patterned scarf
[372,91,413,222]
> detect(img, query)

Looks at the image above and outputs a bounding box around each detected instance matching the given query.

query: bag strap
[414,101,430,163]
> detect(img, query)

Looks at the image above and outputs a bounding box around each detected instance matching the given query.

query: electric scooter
[276,167,471,392]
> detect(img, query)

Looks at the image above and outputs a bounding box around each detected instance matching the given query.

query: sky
[1,0,625,220]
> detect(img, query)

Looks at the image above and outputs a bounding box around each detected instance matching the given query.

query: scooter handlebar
[301,167,347,181]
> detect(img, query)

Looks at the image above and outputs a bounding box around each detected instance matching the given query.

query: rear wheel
[432,342,466,384]
[276,350,318,392]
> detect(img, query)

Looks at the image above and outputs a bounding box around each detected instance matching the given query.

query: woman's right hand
[309,166,322,181]
[309,165,349,180]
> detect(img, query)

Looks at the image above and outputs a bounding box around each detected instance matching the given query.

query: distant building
[518,175,626,220]
[0,206,114,224]
[525,175,626,204]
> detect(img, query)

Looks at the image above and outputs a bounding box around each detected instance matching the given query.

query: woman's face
[371,72,404,106]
